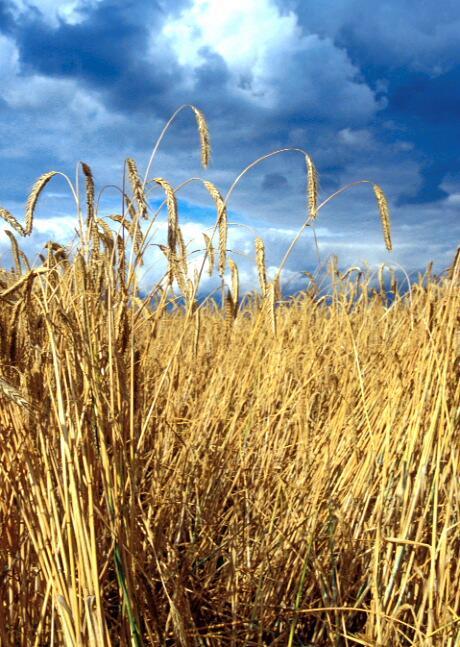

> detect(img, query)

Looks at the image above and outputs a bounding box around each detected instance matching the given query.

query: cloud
[0,0,457,288]
[289,0,460,74]
[162,0,378,121]
[338,128,374,148]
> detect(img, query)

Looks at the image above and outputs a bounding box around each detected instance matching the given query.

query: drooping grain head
[191,107,211,168]
[126,158,149,220]
[306,155,319,221]
[203,181,227,277]
[203,233,215,277]
[0,208,26,237]
[4,231,22,275]
[373,184,392,251]
[154,178,178,255]
[25,171,58,236]
[176,225,189,277]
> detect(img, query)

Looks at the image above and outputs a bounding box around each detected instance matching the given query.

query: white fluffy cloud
[161,0,378,119]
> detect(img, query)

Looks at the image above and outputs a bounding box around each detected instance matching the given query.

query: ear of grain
[96,217,114,240]
[75,252,87,292]
[81,162,99,262]
[202,233,215,277]
[273,275,282,302]
[265,282,277,335]
[25,171,58,236]
[224,289,235,324]
[0,208,26,236]
[448,246,460,282]
[154,178,178,255]
[171,250,188,294]
[0,376,31,409]
[373,184,392,251]
[255,237,267,297]
[378,264,386,296]
[4,230,22,275]
[126,158,148,219]
[306,155,319,221]
[191,107,211,168]
[131,219,144,263]
[109,214,142,260]
[229,259,239,313]
[203,181,227,276]
[81,162,95,223]
[96,217,115,254]
[177,226,188,277]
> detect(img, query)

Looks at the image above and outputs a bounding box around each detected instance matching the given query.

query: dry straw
[2,104,457,647]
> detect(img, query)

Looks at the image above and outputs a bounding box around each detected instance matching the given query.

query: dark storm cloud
[285,0,460,206]
[11,0,189,115]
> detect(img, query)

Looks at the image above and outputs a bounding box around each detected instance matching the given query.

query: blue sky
[0,0,459,292]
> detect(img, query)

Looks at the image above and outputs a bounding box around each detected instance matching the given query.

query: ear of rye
[306,155,319,221]
[191,106,211,168]
[373,184,392,251]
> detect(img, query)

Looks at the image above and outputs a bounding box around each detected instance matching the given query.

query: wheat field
[0,106,459,646]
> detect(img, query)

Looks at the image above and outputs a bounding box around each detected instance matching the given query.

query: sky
[0,0,459,294]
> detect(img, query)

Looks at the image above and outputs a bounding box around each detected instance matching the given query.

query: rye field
[0,106,459,646]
